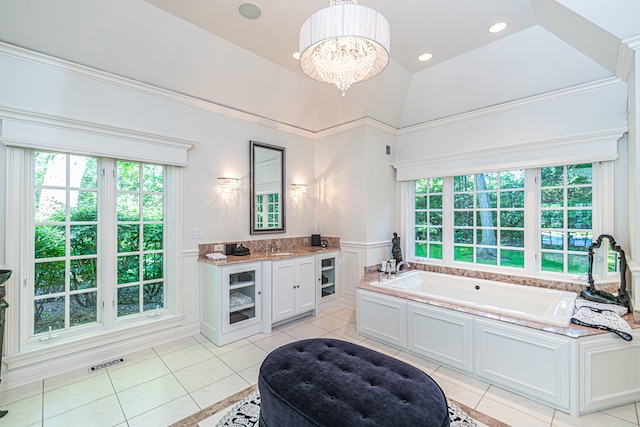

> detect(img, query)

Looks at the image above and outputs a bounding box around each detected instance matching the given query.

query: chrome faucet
[396,261,410,274]
[271,240,280,253]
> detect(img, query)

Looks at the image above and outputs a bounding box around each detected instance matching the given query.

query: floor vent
[89,358,125,373]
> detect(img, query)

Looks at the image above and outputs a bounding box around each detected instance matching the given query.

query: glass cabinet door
[222,262,262,333]
[320,257,336,298]
[228,270,256,325]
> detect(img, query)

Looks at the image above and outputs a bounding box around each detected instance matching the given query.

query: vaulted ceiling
[0,0,638,133]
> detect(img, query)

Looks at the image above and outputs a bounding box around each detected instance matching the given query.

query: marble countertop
[198,247,340,266]
[357,270,639,340]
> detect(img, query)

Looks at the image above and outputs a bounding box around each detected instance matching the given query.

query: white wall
[397,80,628,162]
[0,46,318,387]
[314,125,398,299]
[0,47,316,249]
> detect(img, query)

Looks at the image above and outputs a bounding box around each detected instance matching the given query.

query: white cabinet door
[297,256,316,313]
[272,256,316,323]
[199,261,263,346]
[272,261,297,322]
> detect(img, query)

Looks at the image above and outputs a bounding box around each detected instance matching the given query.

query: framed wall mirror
[250,141,285,234]
[581,234,631,310]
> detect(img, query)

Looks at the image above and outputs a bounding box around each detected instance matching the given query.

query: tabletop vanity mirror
[250,141,285,234]
[581,234,631,311]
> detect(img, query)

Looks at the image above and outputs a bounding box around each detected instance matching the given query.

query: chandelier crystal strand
[311,38,377,96]
[299,0,389,95]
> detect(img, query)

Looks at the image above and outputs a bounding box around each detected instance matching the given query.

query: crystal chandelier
[299,0,390,96]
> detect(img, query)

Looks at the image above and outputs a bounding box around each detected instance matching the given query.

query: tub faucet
[396,261,410,274]
[271,240,280,253]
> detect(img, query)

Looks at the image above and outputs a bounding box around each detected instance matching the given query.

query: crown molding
[0,104,195,166]
[397,77,625,136]
[0,41,628,141]
[616,36,640,82]
[0,41,317,138]
[392,127,627,181]
[313,117,398,139]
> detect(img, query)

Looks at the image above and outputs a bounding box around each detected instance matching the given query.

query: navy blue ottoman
[258,338,450,427]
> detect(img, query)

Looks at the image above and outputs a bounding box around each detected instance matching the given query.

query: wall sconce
[218,177,239,193]
[291,183,307,198]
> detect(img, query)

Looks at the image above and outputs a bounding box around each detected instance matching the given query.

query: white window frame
[14,149,180,350]
[3,126,190,361]
[402,162,614,282]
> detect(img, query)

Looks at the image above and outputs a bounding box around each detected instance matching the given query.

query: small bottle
[389,259,397,272]
[380,261,387,272]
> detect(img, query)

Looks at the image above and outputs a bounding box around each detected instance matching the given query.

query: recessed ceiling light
[488,22,508,34]
[238,3,261,20]
[292,52,300,60]
[417,52,433,62]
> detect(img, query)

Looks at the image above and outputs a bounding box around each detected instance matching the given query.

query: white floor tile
[477,396,550,426]
[434,376,483,409]
[160,343,216,372]
[394,350,440,374]
[331,307,356,322]
[0,394,42,427]
[118,347,159,366]
[329,322,366,342]
[43,394,125,427]
[282,323,330,340]
[252,331,297,353]
[173,357,235,393]
[117,374,187,419]
[322,305,349,315]
[484,385,555,423]
[44,373,115,419]
[237,363,262,386]
[307,314,350,332]
[44,364,107,392]
[127,395,200,427]
[200,338,251,357]
[152,336,200,355]
[190,374,250,409]
[217,344,268,372]
[432,366,490,395]
[108,356,171,392]
[273,317,309,332]
[553,409,639,427]
[0,381,42,406]
[601,403,640,425]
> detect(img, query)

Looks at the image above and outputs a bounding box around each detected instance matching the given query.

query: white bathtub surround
[357,271,640,416]
[369,270,577,328]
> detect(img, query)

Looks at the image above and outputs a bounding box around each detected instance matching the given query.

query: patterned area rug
[216,391,480,427]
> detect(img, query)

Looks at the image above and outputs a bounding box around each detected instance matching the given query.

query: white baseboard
[0,319,200,391]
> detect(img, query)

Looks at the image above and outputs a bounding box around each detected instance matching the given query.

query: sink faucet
[271,240,280,253]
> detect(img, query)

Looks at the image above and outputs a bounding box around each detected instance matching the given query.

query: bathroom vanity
[199,247,340,346]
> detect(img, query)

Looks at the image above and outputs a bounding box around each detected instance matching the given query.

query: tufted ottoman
[258,338,450,427]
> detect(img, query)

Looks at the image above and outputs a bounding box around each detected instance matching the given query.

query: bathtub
[369,270,577,327]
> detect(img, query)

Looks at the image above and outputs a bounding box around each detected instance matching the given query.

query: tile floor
[0,305,638,427]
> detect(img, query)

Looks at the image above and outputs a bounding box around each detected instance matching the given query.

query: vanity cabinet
[200,262,263,346]
[272,256,316,323]
[317,251,339,309]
